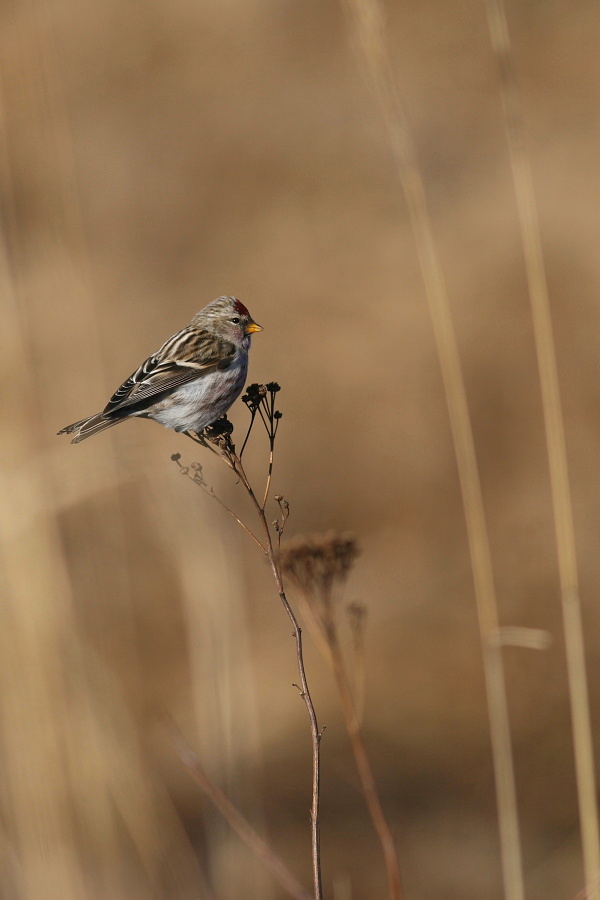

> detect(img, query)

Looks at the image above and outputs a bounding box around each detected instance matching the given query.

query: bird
[58,296,262,444]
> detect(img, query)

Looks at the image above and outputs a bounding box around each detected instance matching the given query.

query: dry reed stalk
[328,634,399,897]
[341,2,525,898]
[279,533,402,900]
[173,395,323,900]
[486,3,600,897]
[346,603,368,726]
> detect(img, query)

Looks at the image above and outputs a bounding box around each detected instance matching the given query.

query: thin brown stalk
[204,489,267,554]
[278,533,399,899]
[239,412,257,459]
[172,454,267,552]
[257,389,280,510]
[233,454,323,900]
[167,721,313,900]
[206,486,267,553]
[177,425,323,900]
[274,496,290,553]
[326,616,403,900]
[485,4,600,897]
[261,444,275,510]
[347,604,367,726]
[341,3,524,898]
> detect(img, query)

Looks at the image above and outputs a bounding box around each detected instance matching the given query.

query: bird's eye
[230,316,241,325]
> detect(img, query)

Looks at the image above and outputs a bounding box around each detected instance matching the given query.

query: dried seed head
[242,383,265,409]
[200,416,235,453]
[203,416,233,438]
[279,532,359,601]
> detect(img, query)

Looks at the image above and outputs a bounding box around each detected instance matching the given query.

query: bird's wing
[103,328,236,416]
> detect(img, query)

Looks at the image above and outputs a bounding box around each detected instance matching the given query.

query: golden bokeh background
[2,2,600,898]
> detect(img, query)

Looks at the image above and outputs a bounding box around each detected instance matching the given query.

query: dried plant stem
[168,722,313,900]
[211,501,266,553]
[326,620,403,900]
[233,455,323,900]
[178,422,323,900]
[347,605,368,725]
[278,532,398,896]
[261,443,275,510]
[342,3,524,899]
[174,451,267,553]
[486,3,600,896]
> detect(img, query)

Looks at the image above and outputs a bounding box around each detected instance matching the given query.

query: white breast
[149,348,249,432]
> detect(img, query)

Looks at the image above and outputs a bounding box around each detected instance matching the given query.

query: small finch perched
[58,296,262,444]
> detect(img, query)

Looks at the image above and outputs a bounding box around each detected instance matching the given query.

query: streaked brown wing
[103,327,235,416]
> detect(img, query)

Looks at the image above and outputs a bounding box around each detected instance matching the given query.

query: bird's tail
[57,413,122,444]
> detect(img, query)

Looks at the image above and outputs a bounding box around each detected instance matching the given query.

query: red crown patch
[233,298,250,317]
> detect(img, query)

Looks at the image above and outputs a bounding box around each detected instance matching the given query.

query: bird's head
[193,296,263,346]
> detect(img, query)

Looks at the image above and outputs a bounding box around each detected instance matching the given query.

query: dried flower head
[279,532,359,602]
[241,383,268,412]
[203,416,234,439]
[197,416,236,455]
[239,382,283,457]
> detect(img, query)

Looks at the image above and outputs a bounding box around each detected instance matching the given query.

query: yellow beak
[244,321,263,335]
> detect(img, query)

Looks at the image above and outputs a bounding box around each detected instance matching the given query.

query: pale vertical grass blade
[341,2,525,899]
[486,2,600,896]
[0,147,206,900]
[0,48,88,892]
[0,3,213,895]
[64,647,216,900]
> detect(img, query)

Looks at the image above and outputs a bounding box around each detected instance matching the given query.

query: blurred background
[2,1,600,898]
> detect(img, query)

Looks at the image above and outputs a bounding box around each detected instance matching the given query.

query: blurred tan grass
[2,1,600,898]
[342,2,524,897]
[486,2,600,896]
